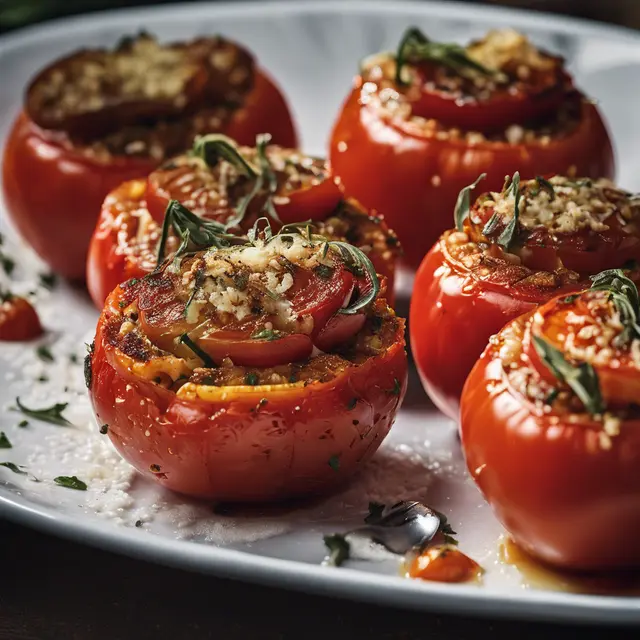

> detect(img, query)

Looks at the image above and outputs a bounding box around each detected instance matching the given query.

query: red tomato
[0,296,43,341]
[3,70,297,282]
[89,285,407,501]
[410,177,640,419]
[460,294,640,570]
[330,79,614,270]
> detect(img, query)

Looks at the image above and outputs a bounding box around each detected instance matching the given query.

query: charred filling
[27,34,256,160]
[105,295,399,391]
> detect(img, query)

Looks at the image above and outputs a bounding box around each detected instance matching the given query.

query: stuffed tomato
[87,134,400,308]
[330,27,614,269]
[88,214,407,500]
[3,33,297,280]
[410,173,640,419]
[461,270,640,570]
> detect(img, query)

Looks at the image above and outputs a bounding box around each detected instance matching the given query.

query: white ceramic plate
[1,0,640,625]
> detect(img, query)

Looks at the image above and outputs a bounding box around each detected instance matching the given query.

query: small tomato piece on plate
[330,28,614,269]
[0,295,43,341]
[461,270,640,570]
[87,136,400,308]
[410,175,640,419]
[88,212,407,500]
[408,545,483,583]
[3,33,297,280]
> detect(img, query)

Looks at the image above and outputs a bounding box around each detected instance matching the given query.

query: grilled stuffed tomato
[410,173,640,419]
[3,33,297,281]
[330,27,614,268]
[87,134,400,308]
[88,215,407,500]
[461,270,640,570]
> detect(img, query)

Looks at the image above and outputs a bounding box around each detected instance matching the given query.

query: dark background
[1,1,640,638]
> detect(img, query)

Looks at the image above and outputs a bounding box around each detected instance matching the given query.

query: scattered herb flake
[0,254,15,276]
[135,520,143,528]
[179,334,217,368]
[323,533,350,567]
[84,342,94,389]
[0,432,12,449]
[328,455,340,471]
[39,272,57,290]
[347,397,358,411]
[364,501,385,524]
[36,345,54,362]
[250,328,283,341]
[496,172,521,251]
[388,378,402,396]
[0,462,26,475]
[54,475,87,490]
[69,353,79,364]
[314,264,335,280]
[535,175,555,200]
[18,420,28,428]
[245,372,259,386]
[15,397,71,426]
[99,424,109,435]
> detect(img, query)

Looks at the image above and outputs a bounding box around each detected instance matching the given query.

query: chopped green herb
[0,462,26,475]
[0,432,12,449]
[323,533,350,567]
[250,328,283,341]
[535,175,555,200]
[37,376,48,383]
[84,342,94,389]
[388,378,402,396]
[69,354,79,364]
[495,172,521,251]
[454,174,486,231]
[433,509,459,546]
[347,397,358,411]
[314,264,334,280]
[54,475,87,490]
[99,424,109,435]
[39,273,57,290]
[0,254,15,276]
[532,335,604,415]
[135,520,143,528]
[179,334,217,368]
[328,455,340,471]
[15,397,71,426]
[36,345,54,362]
[562,294,579,304]
[18,420,28,428]
[245,372,259,386]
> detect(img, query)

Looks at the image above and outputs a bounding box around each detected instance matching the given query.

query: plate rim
[2,0,640,626]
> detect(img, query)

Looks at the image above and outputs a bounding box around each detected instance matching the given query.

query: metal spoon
[345,501,442,555]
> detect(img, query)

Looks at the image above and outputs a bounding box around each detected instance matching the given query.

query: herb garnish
[14,397,71,426]
[0,462,26,475]
[532,335,604,415]
[394,27,501,86]
[495,171,521,251]
[245,372,259,386]
[84,341,94,389]
[0,432,12,449]
[433,509,459,546]
[54,475,87,490]
[328,455,341,471]
[179,334,216,368]
[347,397,358,411]
[323,533,350,567]
[535,175,555,200]
[388,378,401,396]
[590,269,640,347]
[39,273,57,289]
[18,420,28,428]
[0,254,15,276]
[192,134,258,178]
[36,345,54,362]
[250,328,283,341]
[99,424,109,435]
[454,174,486,231]
[314,264,334,280]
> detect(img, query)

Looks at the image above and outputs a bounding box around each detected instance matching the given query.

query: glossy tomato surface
[3,69,297,281]
[89,287,407,501]
[330,82,615,269]
[460,313,640,570]
[0,296,43,341]
[409,237,580,419]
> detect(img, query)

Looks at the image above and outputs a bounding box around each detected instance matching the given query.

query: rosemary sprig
[590,269,640,346]
[454,174,486,231]
[192,134,258,177]
[532,335,604,415]
[395,26,500,86]
[179,334,217,369]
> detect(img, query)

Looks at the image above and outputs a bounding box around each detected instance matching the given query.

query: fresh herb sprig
[54,475,87,490]
[192,134,258,178]
[395,27,502,86]
[454,174,486,231]
[590,269,640,347]
[532,335,604,415]
[179,334,217,368]
[14,397,71,426]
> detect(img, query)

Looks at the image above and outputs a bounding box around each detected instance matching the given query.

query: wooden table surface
[0,518,637,640]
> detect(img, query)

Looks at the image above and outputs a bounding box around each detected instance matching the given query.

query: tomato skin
[460,330,640,570]
[2,112,156,281]
[329,80,615,269]
[409,239,579,419]
[89,287,407,501]
[0,297,43,341]
[3,69,297,281]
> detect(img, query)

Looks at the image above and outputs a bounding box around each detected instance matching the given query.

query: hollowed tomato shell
[460,327,640,570]
[89,287,408,501]
[2,69,297,281]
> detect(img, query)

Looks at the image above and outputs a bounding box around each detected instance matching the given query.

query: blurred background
[1,0,640,34]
